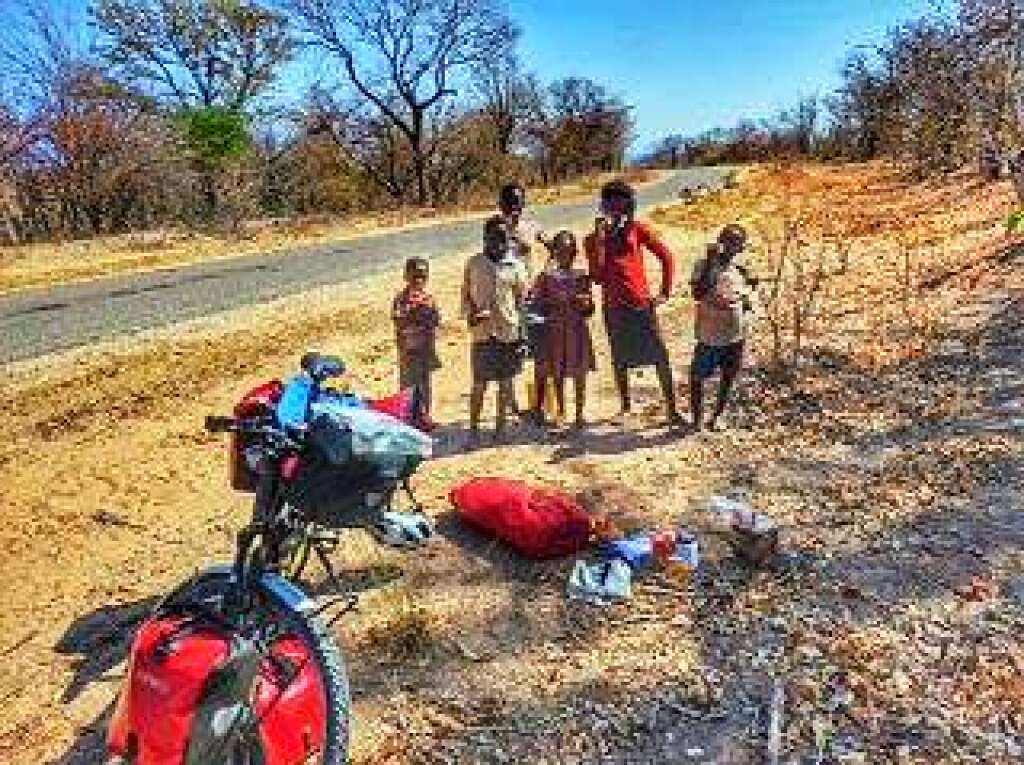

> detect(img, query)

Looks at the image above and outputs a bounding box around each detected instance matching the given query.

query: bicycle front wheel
[118,568,350,765]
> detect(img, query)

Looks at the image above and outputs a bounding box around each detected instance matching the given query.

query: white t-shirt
[462,252,528,343]
[690,252,750,346]
[508,216,548,279]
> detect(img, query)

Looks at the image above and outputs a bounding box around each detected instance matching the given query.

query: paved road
[0,167,730,364]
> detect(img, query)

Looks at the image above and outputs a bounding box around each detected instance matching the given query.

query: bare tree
[303,88,411,202]
[778,95,819,156]
[92,0,293,220]
[472,29,541,155]
[542,77,632,179]
[959,0,1024,152]
[0,1,86,171]
[827,48,901,161]
[92,0,293,110]
[284,0,516,205]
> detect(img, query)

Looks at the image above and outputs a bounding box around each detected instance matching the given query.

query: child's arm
[391,293,407,324]
[424,294,441,328]
[691,246,719,300]
[575,274,596,317]
[461,259,489,325]
[638,223,675,301]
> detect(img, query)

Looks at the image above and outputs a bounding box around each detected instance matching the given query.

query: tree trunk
[410,109,429,206]
[201,165,218,223]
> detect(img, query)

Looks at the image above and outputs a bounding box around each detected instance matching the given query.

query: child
[392,256,441,428]
[689,224,755,432]
[462,216,528,442]
[531,230,596,429]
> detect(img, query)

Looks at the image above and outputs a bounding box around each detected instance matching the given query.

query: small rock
[837,752,867,765]
[890,670,912,695]
[685,747,705,759]
[797,644,823,662]
[1003,577,1024,606]
[827,686,854,712]
[794,677,820,702]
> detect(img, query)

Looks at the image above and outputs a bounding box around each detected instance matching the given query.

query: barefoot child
[531,230,596,428]
[462,216,528,442]
[689,224,756,432]
[392,256,441,427]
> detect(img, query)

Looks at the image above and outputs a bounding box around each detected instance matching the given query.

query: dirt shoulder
[1,162,1022,765]
[0,169,665,296]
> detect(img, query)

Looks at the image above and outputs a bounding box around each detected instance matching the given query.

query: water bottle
[676,532,700,569]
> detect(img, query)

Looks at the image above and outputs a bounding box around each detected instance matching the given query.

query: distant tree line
[0,0,632,243]
[646,0,1023,180]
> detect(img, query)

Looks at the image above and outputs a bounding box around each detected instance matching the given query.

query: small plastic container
[675,532,700,569]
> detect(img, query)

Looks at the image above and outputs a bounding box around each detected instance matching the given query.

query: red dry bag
[449,478,591,559]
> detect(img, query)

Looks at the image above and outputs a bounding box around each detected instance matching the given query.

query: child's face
[407,272,428,290]
[555,244,576,269]
[718,232,746,258]
[601,195,629,220]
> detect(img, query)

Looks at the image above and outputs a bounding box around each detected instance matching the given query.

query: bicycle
[219,353,431,583]
[107,412,354,764]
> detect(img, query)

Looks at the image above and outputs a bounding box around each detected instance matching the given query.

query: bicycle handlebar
[205,414,306,452]
[205,415,237,433]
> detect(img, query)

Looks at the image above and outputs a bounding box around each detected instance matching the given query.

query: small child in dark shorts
[392,257,441,428]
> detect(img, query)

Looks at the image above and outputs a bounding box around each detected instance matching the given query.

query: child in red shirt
[392,257,441,426]
[585,180,682,427]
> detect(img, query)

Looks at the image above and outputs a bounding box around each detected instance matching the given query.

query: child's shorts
[692,341,744,379]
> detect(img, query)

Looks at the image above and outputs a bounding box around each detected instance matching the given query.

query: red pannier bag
[450,478,591,559]
[367,388,417,425]
[108,616,327,765]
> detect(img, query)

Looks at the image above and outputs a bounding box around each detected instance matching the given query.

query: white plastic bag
[309,401,432,476]
[567,559,632,604]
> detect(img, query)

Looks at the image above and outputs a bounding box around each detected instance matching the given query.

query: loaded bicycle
[107,353,433,763]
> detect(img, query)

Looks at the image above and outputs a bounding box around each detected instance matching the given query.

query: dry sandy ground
[0,170,659,295]
[1,162,1022,764]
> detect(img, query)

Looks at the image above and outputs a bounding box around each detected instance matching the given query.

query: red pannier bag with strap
[450,478,591,559]
[108,616,327,765]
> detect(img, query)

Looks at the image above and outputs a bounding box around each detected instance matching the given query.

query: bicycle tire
[161,569,350,764]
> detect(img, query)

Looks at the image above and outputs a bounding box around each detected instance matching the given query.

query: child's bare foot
[609,408,631,426]
[708,416,729,432]
[666,410,686,430]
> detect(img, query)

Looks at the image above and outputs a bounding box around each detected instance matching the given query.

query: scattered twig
[768,677,785,765]
[0,629,38,657]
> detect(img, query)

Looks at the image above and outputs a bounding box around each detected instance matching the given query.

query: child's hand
[406,288,429,306]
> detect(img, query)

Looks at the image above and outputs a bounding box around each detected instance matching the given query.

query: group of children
[392,219,595,436]
[391,180,755,440]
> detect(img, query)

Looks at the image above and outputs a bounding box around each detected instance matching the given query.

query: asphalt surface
[0,167,730,364]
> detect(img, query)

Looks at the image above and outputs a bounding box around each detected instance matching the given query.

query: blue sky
[508,0,942,152]
[37,0,941,152]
